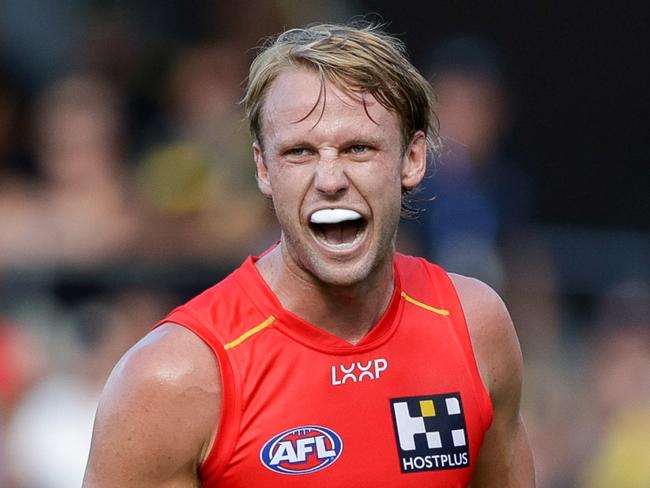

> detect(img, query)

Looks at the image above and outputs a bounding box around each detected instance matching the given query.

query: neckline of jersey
[235,254,404,355]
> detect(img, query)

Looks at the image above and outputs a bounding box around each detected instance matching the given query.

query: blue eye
[287,148,310,157]
[349,145,368,153]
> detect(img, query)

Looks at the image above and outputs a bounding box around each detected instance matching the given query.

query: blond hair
[243,22,440,156]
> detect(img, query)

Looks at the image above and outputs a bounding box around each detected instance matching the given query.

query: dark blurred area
[0,2,648,487]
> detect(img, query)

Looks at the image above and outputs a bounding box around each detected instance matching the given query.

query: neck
[256,245,395,344]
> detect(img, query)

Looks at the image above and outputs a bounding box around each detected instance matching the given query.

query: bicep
[472,413,534,487]
[83,327,220,487]
[472,296,535,486]
[452,274,535,486]
[84,385,199,487]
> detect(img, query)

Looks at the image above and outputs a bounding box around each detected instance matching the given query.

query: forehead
[260,68,400,143]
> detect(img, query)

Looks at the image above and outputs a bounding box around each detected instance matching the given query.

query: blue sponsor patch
[260,425,343,475]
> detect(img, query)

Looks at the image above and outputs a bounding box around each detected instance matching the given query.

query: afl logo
[260,425,343,475]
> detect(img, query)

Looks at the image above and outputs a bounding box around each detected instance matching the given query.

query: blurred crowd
[1,2,648,487]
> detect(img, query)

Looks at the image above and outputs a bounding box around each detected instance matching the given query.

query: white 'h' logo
[392,397,466,452]
[393,402,441,451]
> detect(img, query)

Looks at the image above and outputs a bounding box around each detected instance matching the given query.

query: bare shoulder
[448,273,523,397]
[448,273,511,336]
[108,323,221,393]
[100,324,221,420]
[83,323,221,487]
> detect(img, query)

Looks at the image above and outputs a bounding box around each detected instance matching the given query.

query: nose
[313,158,349,196]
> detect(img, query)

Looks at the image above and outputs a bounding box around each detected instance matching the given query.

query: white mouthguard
[310,208,362,224]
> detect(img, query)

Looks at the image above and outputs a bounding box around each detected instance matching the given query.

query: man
[83,23,534,487]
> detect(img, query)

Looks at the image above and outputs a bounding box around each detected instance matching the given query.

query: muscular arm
[83,324,221,487]
[451,274,535,487]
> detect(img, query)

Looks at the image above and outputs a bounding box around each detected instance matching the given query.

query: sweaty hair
[243,22,440,158]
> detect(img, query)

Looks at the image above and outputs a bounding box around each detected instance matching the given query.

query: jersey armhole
[155,309,241,484]
[425,263,494,432]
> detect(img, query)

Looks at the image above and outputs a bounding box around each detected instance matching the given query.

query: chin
[306,251,383,288]
[281,225,395,288]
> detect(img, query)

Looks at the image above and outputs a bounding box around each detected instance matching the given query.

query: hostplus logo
[390,393,470,473]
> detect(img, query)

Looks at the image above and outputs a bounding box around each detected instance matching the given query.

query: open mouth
[309,208,367,249]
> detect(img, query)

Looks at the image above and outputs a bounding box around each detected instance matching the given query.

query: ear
[401,131,427,189]
[253,141,272,196]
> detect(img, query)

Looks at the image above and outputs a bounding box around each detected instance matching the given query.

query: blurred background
[0,1,647,487]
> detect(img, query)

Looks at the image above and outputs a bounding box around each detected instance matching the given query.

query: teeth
[310,208,362,224]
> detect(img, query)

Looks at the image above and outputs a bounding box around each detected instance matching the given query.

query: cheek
[267,165,310,212]
[349,162,403,199]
